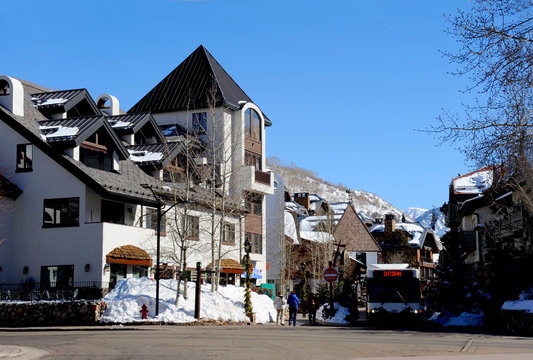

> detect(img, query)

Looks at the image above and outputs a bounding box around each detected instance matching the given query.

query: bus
[366,264,422,323]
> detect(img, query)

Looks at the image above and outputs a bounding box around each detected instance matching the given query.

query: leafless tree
[428,0,533,206]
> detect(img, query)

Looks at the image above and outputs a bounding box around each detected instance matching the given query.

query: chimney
[0,75,24,117]
[384,214,396,234]
[293,192,310,210]
[96,94,120,116]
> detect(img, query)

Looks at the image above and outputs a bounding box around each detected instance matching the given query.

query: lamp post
[243,238,253,314]
[141,184,180,316]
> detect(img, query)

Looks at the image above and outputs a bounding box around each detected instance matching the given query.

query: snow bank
[100,278,276,324]
[429,312,484,327]
[502,288,533,312]
[316,302,350,325]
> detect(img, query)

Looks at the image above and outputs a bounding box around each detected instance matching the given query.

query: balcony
[238,165,274,195]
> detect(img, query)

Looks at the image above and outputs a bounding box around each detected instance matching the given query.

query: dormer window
[80,131,114,171]
[0,79,9,96]
[245,109,261,141]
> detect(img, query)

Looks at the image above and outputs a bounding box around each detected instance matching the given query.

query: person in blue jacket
[287,290,300,326]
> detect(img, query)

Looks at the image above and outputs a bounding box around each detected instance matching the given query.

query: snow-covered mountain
[267,159,405,220]
[267,158,449,238]
[404,207,448,237]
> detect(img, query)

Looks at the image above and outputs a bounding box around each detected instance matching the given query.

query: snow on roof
[453,168,493,194]
[39,125,79,139]
[31,97,67,108]
[284,211,299,244]
[128,150,164,163]
[108,119,133,129]
[370,222,427,247]
[330,202,349,214]
[299,214,342,232]
[285,201,307,214]
[299,231,334,243]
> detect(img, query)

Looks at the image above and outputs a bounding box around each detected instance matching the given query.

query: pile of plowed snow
[100,277,275,324]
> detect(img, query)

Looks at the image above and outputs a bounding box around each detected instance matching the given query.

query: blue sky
[2,0,474,211]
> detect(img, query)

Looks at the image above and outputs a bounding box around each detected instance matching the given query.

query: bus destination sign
[373,270,412,279]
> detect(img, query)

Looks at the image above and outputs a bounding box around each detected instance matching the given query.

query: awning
[106,245,153,266]
[241,267,262,279]
[206,259,244,274]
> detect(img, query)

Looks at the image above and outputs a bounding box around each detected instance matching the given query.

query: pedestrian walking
[287,290,299,327]
[274,291,286,326]
[307,293,317,325]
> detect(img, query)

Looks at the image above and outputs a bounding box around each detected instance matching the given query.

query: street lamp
[141,183,181,316]
[243,238,253,315]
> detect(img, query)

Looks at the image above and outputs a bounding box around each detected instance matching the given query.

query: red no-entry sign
[323,267,339,283]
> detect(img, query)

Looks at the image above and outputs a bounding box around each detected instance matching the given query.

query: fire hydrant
[140,304,149,319]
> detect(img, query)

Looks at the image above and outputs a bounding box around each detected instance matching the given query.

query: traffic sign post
[323,267,339,283]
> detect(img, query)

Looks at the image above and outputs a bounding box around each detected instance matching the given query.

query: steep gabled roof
[31,89,100,117]
[335,204,381,252]
[129,45,271,126]
[37,116,130,159]
[127,141,185,168]
[107,112,165,141]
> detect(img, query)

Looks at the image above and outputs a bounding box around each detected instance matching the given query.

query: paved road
[1,317,533,359]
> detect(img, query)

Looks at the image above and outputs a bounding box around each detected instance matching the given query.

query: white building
[0,46,272,295]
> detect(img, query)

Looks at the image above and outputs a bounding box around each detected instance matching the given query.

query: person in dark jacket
[287,290,300,326]
[307,293,317,325]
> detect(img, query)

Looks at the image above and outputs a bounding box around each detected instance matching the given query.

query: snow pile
[502,288,533,312]
[429,312,484,327]
[100,277,275,324]
[316,302,350,325]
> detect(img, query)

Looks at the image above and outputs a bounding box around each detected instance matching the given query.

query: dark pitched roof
[37,116,129,159]
[0,97,159,206]
[0,173,22,200]
[31,89,100,117]
[107,112,165,141]
[129,45,272,126]
[127,141,185,168]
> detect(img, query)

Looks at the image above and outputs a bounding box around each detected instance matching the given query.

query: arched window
[244,108,262,141]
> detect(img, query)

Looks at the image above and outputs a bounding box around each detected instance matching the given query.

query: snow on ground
[502,287,533,312]
[316,302,350,325]
[100,277,276,324]
[429,312,484,327]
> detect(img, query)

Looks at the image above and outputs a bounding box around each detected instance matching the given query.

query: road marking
[461,338,474,353]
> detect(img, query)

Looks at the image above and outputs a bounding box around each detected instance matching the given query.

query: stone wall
[0,301,106,327]
[500,310,533,335]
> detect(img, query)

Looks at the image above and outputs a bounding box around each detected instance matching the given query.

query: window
[145,207,166,234]
[16,144,33,172]
[245,109,262,141]
[246,194,263,216]
[251,233,263,254]
[43,198,79,227]
[245,232,262,254]
[186,215,200,239]
[223,223,235,245]
[245,151,262,170]
[40,265,74,289]
[101,200,125,225]
[192,112,207,135]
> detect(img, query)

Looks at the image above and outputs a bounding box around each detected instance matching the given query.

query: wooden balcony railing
[255,169,271,185]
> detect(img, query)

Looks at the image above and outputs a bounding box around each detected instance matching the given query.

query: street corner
[0,345,48,359]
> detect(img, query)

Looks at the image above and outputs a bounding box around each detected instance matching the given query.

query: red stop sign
[323,267,338,283]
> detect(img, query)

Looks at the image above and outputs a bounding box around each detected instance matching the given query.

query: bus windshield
[367,278,420,304]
